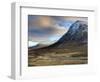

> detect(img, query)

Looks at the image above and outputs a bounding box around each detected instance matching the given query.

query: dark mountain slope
[45,20,88,48]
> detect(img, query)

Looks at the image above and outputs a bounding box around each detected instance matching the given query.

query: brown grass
[28,43,87,66]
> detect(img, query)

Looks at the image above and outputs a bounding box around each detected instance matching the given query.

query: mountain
[45,20,88,48]
[59,20,87,42]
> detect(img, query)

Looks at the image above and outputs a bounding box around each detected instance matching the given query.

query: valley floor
[28,42,87,66]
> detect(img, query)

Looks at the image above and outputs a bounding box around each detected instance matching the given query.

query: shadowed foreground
[28,42,87,66]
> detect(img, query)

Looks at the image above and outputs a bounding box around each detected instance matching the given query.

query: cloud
[64,16,88,22]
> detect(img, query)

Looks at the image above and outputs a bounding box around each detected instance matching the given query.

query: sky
[28,15,87,48]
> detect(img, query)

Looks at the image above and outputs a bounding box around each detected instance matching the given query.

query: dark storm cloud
[28,26,55,37]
